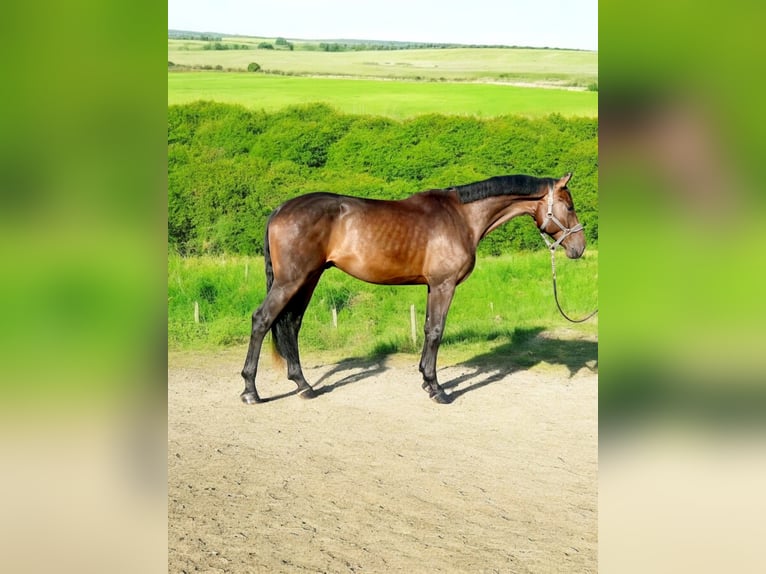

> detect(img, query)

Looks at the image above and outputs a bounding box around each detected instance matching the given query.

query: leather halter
[538,185,583,251]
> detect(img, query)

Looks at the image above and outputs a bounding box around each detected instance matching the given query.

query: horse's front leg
[419,282,456,404]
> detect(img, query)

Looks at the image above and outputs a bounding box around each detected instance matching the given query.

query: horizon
[167,28,597,52]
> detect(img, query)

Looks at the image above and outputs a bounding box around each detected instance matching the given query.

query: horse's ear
[558,173,572,187]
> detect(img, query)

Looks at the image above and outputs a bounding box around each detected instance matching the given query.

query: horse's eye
[567,206,574,212]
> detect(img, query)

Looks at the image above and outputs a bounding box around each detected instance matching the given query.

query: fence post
[332,306,338,328]
[194,301,200,323]
[410,304,417,346]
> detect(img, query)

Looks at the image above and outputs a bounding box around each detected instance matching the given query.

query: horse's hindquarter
[267,193,343,282]
[328,192,474,286]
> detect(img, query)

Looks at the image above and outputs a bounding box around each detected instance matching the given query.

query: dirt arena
[169,341,597,573]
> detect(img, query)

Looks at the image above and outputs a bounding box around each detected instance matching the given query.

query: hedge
[168,102,597,256]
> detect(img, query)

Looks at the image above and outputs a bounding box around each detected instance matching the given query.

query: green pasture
[168,250,598,361]
[168,42,597,88]
[167,73,597,119]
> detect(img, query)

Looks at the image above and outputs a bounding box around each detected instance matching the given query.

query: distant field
[167,73,597,119]
[168,41,597,88]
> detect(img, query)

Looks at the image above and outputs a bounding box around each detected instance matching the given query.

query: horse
[240,173,586,405]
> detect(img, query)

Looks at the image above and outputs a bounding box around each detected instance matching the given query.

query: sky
[167,0,598,51]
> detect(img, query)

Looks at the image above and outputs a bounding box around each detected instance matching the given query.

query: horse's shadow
[255,354,391,403]
[311,356,391,396]
[440,326,598,401]
[262,326,596,402]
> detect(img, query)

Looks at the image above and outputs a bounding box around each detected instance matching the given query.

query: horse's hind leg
[240,282,303,404]
[273,272,322,399]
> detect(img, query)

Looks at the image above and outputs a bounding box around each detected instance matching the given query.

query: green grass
[167,72,597,119]
[168,43,597,87]
[168,250,598,362]
[167,42,597,120]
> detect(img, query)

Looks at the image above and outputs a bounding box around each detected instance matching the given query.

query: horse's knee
[423,321,444,341]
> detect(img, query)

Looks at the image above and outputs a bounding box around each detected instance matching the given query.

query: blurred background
[0,2,167,573]
[0,1,764,572]
[600,0,766,572]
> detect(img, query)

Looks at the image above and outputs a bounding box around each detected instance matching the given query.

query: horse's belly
[332,256,427,286]
[328,208,434,284]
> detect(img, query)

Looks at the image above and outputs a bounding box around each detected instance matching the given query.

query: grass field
[167,72,597,119]
[168,250,598,361]
[168,42,597,87]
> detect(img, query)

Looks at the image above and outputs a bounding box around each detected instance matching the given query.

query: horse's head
[535,173,586,259]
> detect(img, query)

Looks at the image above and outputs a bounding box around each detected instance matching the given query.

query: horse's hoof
[430,389,452,404]
[298,387,317,400]
[240,391,262,405]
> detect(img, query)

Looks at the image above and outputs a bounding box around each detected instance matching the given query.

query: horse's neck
[461,194,542,245]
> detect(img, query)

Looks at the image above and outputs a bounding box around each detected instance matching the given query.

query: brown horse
[241,173,586,404]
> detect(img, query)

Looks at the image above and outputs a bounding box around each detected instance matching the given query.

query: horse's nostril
[568,245,585,259]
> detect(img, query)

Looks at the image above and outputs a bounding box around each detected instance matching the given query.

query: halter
[538,185,597,323]
[538,185,583,252]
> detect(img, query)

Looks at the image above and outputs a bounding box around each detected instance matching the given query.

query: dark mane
[453,175,554,204]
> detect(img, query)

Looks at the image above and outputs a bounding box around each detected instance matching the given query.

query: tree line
[168,102,598,257]
[202,42,252,51]
[312,42,581,52]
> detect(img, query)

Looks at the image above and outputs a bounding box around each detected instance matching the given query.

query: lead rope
[540,185,597,323]
[549,246,598,323]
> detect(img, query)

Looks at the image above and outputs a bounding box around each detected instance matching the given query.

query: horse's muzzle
[565,238,586,259]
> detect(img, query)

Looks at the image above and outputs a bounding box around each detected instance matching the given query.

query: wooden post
[410,304,417,346]
[244,261,249,281]
[194,301,200,323]
[332,306,338,328]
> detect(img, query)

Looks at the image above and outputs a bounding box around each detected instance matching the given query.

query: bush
[247,62,261,72]
[275,37,294,51]
[168,103,598,257]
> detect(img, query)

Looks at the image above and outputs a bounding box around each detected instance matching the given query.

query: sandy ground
[169,343,597,573]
